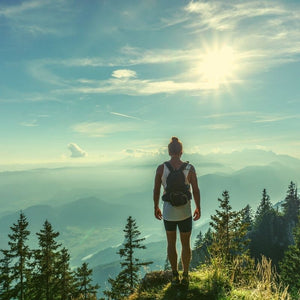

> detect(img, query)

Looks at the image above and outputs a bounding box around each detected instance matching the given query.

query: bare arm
[153,164,163,220]
[188,166,201,221]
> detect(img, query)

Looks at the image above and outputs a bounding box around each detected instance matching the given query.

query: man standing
[153,137,201,286]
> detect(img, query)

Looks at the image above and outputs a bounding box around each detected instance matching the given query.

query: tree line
[1,181,299,299]
[0,213,152,300]
[191,181,300,297]
[0,216,99,300]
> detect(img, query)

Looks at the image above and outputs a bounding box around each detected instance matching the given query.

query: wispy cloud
[18,0,300,97]
[20,120,38,127]
[0,93,64,103]
[253,114,300,123]
[201,124,233,130]
[0,0,47,17]
[19,114,50,126]
[27,60,70,86]
[204,111,300,125]
[52,47,203,68]
[205,111,258,119]
[25,49,235,95]
[0,0,76,36]
[62,77,216,96]
[183,0,300,67]
[72,122,135,137]
[184,1,287,31]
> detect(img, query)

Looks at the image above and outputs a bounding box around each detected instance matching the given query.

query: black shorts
[163,217,192,233]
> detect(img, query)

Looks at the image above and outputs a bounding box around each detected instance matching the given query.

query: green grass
[129,268,231,300]
[129,258,292,300]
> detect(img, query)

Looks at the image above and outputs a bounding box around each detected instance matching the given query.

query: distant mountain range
[1,148,299,212]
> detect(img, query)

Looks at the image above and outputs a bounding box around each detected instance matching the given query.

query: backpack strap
[164,161,189,172]
[164,161,174,172]
[179,162,189,172]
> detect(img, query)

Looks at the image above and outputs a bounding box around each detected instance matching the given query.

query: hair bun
[168,136,182,155]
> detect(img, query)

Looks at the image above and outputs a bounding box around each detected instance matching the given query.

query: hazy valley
[1,149,300,294]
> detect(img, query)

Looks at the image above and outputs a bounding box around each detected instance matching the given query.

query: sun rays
[192,44,241,90]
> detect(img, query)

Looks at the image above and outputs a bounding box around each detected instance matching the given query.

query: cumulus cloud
[112,69,137,79]
[68,143,87,158]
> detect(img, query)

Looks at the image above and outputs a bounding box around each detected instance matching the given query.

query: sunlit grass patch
[130,265,232,300]
[129,256,292,300]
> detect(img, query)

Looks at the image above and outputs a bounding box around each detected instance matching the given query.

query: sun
[199,45,237,88]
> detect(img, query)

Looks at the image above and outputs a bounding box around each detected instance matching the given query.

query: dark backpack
[162,162,192,206]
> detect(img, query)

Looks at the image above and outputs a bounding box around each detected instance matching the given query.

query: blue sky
[0,0,299,168]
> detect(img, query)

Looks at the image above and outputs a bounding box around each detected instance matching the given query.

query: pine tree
[282,182,299,220]
[209,191,250,264]
[209,191,253,282]
[104,216,152,299]
[210,191,236,263]
[255,189,272,220]
[191,230,204,268]
[250,189,279,262]
[191,228,213,268]
[190,230,203,269]
[231,206,251,256]
[118,216,153,293]
[281,181,300,244]
[194,231,203,249]
[74,262,99,300]
[56,248,75,300]
[280,215,300,296]
[203,228,213,258]
[0,250,12,300]
[6,212,31,300]
[243,204,252,223]
[105,272,127,300]
[32,220,61,300]
[242,204,253,235]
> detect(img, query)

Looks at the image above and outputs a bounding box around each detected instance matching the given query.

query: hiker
[153,137,201,286]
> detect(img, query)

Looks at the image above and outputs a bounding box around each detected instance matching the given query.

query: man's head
[168,136,183,156]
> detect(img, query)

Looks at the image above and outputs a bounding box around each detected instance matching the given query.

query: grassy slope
[129,270,229,300]
[129,268,291,300]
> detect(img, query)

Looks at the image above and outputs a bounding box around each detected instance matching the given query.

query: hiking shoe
[171,272,180,286]
[181,273,189,286]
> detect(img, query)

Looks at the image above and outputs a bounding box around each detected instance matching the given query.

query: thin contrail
[110,111,141,120]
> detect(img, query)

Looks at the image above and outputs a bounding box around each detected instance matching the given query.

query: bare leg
[166,231,177,273]
[180,231,191,274]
